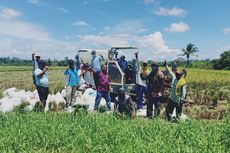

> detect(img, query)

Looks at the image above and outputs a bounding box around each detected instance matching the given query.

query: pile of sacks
[0,87,113,113]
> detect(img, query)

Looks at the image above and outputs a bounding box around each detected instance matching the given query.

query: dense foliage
[211,50,230,70]
[0,57,68,66]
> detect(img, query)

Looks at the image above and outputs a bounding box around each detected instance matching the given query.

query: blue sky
[0,0,230,60]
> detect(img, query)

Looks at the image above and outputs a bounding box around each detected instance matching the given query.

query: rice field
[0,66,229,152]
[0,66,229,118]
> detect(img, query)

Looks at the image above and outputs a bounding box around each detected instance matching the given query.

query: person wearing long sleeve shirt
[114,88,136,118]
[165,63,187,121]
[64,59,80,107]
[94,64,111,111]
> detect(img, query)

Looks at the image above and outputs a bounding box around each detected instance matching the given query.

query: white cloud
[223,27,230,34]
[0,9,177,60]
[0,38,79,59]
[155,7,186,17]
[27,0,40,5]
[165,22,189,32]
[64,35,70,39]
[144,0,156,4]
[104,26,111,31]
[0,7,52,42]
[110,20,148,34]
[72,21,89,27]
[56,7,69,13]
[0,7,22,19]
[79,30,177,60]
[0,20,52,42]
[137,32,171,52]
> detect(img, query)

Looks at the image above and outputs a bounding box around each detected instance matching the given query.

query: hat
[142,61,148,66]
[118,87,125,93]
[91,50,96,55]
[35,53,41,58]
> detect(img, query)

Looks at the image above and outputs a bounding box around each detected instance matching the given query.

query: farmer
[165,61,187,121]
[90,50,104,87]
[77,64,88,90]
[34,60,49,108]
[136,61,150,109]
[32,53,41,85]
[94,64,111,111]
[83,63,95,88]
[141,61,164,118]
[114,88,136,118]
[118,55,128,71]
[64,59,80,107]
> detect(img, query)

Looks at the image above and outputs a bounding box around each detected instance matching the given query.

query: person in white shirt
[34,60,49,108]
[135,61,150,109]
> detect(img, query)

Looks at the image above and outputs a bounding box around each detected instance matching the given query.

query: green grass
[0,112,229,153]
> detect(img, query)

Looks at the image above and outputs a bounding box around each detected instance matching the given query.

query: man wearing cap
[32,53,41,85]
[64,59,80,107]
[90,50,104,87]
[34,60,49,108]
[114,88,136,118]
[136,61,150,109]
[90,50,104,73]
[165,61,187,121]
[141,61,164,118]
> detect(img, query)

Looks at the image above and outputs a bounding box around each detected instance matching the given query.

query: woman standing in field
[34,60,49,108]
[64,59,80,107]
[165,61,187,121]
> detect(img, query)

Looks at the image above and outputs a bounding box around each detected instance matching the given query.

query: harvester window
[108,62,122,84]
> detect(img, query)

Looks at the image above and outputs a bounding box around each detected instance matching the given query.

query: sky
[0,0,230,60]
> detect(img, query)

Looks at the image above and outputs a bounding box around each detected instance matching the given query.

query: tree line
[0,44,229,70]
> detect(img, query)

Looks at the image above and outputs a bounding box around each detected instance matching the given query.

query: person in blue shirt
[165,61,187,121]
[90,50,104,72]
[34,60,49,108]
[64,59,80,107]
[90,50,104,87]
[118,55,128,72]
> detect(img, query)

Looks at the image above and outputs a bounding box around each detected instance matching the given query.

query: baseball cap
[91,50,96,55]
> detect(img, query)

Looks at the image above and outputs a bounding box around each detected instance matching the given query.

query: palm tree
[180,43,199,68]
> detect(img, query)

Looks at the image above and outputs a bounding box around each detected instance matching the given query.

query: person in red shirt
[94,64,111,111]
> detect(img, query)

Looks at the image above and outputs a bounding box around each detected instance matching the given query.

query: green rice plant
[0,112,229,152]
